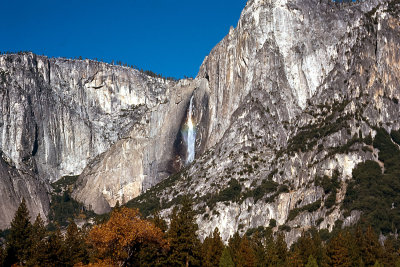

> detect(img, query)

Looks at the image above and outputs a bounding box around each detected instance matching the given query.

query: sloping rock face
[129,0,400,244]
[72,79,199,213]
[0,153,49,230]
[0,54,194,226]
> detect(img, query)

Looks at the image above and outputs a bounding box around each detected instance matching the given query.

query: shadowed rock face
[0,153,49,230]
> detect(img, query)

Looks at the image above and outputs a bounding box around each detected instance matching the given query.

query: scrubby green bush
[304,200,322,212]
[373,128,399,163]
[343,128,400,234]
[253,180,279,202]
[390,129,400,145]
[218,179,242,202]
[287,200,321,221]
[325,192,336,209]
[286,100,351,154]
[316,171,340,209]
[49,191,94,227]
[364,133,373,145]
[278,225,291,232]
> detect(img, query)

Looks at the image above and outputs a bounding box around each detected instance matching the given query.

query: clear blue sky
[0,0,247,79]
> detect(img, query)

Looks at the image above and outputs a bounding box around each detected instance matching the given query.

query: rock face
[128,0,400,245]
[0,153,49,230]
[195,0,391,151]
[1,0,400,246]
[0,54,195,225]
[72,79,199,213]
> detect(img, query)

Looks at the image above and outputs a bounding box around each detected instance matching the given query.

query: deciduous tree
[88,207,168,266]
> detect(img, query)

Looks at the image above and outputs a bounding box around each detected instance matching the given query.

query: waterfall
[185,96,196,164]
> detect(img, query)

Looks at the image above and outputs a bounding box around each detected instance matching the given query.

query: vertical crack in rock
[32,123,39,157]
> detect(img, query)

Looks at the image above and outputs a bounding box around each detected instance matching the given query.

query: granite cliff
[0,54,196,226]
[1,0,400,245]
[126,0,400,244]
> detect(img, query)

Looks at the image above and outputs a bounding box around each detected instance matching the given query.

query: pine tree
[292,229,327,266]
[167,196,202,266]
[249,230,267,266]
[236,235,256,267]
[202,228,224,267]
[292,231,314,265]
[305,255,319,267]
[327,232,352,267]
[202,236,212,266]
[137,212,169,266]
[63,220,88,265]
[360,226,383,266]
[382,236,397,266]
[43,227,65,266]
[5,198,32,265]
[138,241,169,267]
[337,230,357,266]
[310,228,329,267]
[228,232,242,266]
[0,245,5,267]
[264,227,279,265]
[27,214,47,266]
[275,232,288,265]
[286,249,303,267]
[151,211,168,233]
[219,247,234,267]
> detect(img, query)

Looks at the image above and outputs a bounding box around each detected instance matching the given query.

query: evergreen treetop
[5,198,32,265]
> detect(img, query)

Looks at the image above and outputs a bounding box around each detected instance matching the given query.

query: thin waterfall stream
[185,96,195,164]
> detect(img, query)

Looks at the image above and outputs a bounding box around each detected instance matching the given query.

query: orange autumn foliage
[74,259,116,267]
[87,207,168,266]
